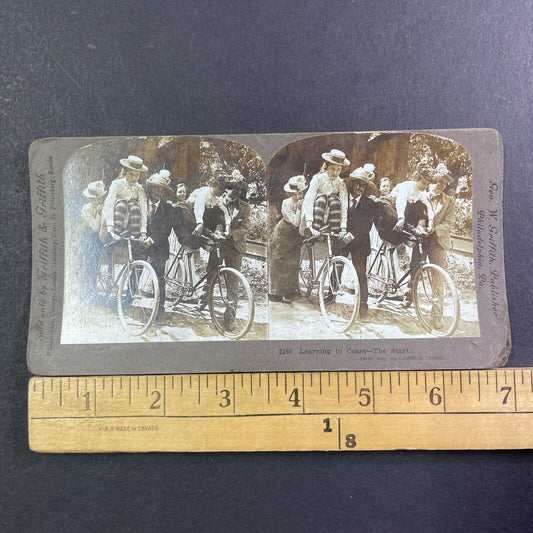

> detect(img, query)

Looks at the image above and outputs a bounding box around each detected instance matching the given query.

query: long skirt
[269,219,301,297]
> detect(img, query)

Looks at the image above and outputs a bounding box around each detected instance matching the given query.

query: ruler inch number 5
[29,369,533,452]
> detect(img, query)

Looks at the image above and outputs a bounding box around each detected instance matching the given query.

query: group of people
[77,155,251,327]
[269,148,456,326]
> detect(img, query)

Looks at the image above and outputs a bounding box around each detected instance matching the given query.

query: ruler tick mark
[345,372,348,387]
[477,371,481,401]
[319,373,322,395]
[397,372,400,386]
[120,377,123,390]
[180,376,183,396]
[407,373,410,403]
[111,378,114,398]
[415,372,418,386]
[380,372,382,387]
[328,372,331,387]
[215,374,218,394]
[102,378,105,391]
[129,377,132,405]
[468,371,471,385]
[450,372,453,386]
[521,370,524,385]
[267,374,271,404]
[59,380,63,406]
[284,373,287,394]
[310,373,313,387]
[337,373,340,404]
[76,379,79,399]
[495,371,498,392]
[250,374,253,396]
[42,381,45,399]
[363,372,366,386]
[51,379,54,392]
[137,376,140,389]
[276,373,279,387]
[460,372,463,394]
[198,376,201,404]
[223,375,227,388]
[172,376,175,390]
[424,372,427,394]
[389,373,392,394]
[259,373,261,388]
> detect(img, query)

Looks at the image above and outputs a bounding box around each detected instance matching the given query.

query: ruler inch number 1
[29,369,533,452]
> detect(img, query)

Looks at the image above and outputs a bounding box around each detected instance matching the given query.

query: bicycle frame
[303,232,335,289]
[368,236,430,295]
[165,242,227,307]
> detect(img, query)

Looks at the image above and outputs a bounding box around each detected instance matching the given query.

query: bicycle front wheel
[208,267,254,340]
[318,256,360,333]
[413,263,460,337]
[298,242,314,298]
[118,260,160,336]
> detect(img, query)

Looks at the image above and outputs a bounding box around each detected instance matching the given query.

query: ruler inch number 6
[29,369,533,452]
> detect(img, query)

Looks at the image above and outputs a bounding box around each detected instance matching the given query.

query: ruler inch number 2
[29,369,533,452]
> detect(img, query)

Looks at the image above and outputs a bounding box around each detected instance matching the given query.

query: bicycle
[366,230,460,337]
[298,226,360,333]
[164,236,254,340]
[96,234,160,336]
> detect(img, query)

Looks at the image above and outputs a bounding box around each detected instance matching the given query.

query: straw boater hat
[83,180,106,198]
[283,175,308,193]
[145,172,175,198]
[344,167,379,196]
[321,149,350,167]
[119,155,148,172]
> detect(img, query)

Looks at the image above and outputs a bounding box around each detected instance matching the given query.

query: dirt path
[268,294,480,340]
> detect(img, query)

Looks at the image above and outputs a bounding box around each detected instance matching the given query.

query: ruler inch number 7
[29,369,533,452]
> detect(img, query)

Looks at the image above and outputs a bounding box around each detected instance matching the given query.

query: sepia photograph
[267,132,480,340]
[61,136,268,343]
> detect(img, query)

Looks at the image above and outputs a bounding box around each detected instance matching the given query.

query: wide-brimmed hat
[83,180,106,198]
[119,155,148,172]
[433,162,453,184]
[283,175,308,193]
[321,149,350,167]
[145,172,175,197]
[416,160,434,181]
[344,167,379,195]
[225,170,249,192]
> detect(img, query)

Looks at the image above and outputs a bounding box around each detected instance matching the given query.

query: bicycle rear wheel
[367,248,389,303]
[413,263,460,337]
[208,267,254,340]
[166,257,188,303]
[298,242,314,298]
[118,260,160,335]
[318,256,360,333]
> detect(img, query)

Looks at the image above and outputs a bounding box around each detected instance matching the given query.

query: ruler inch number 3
[29,369,533,452]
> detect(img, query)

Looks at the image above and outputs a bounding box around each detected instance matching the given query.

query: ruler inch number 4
[29,369,533,452]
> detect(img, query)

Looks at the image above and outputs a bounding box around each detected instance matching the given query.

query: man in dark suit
[338,167,381,318]
[205,175,251,329]
[143,172,176,324]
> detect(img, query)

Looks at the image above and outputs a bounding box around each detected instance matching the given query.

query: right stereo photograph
[267,132,480,340]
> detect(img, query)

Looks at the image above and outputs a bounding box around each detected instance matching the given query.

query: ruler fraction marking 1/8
[28,369,533,452]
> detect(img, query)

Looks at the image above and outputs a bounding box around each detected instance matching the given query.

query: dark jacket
[343,195,380,257]
[226,198,251,255]
[146,200,175,259]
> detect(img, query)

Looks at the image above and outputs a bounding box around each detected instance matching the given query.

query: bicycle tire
[118,260,160,336]
[298,242,314,298]
[367,247,389,303]
[166,257,188,303]
[318,256,360,333]
[208,267,254,340]
[413,263,460,337]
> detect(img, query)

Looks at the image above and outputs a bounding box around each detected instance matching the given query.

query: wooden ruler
[29,369,533,452]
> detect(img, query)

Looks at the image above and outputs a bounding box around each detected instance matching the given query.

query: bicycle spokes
[118,262,159,335]
[413,265,460,337]
[208,268,254,340]
[319,257,359,333]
